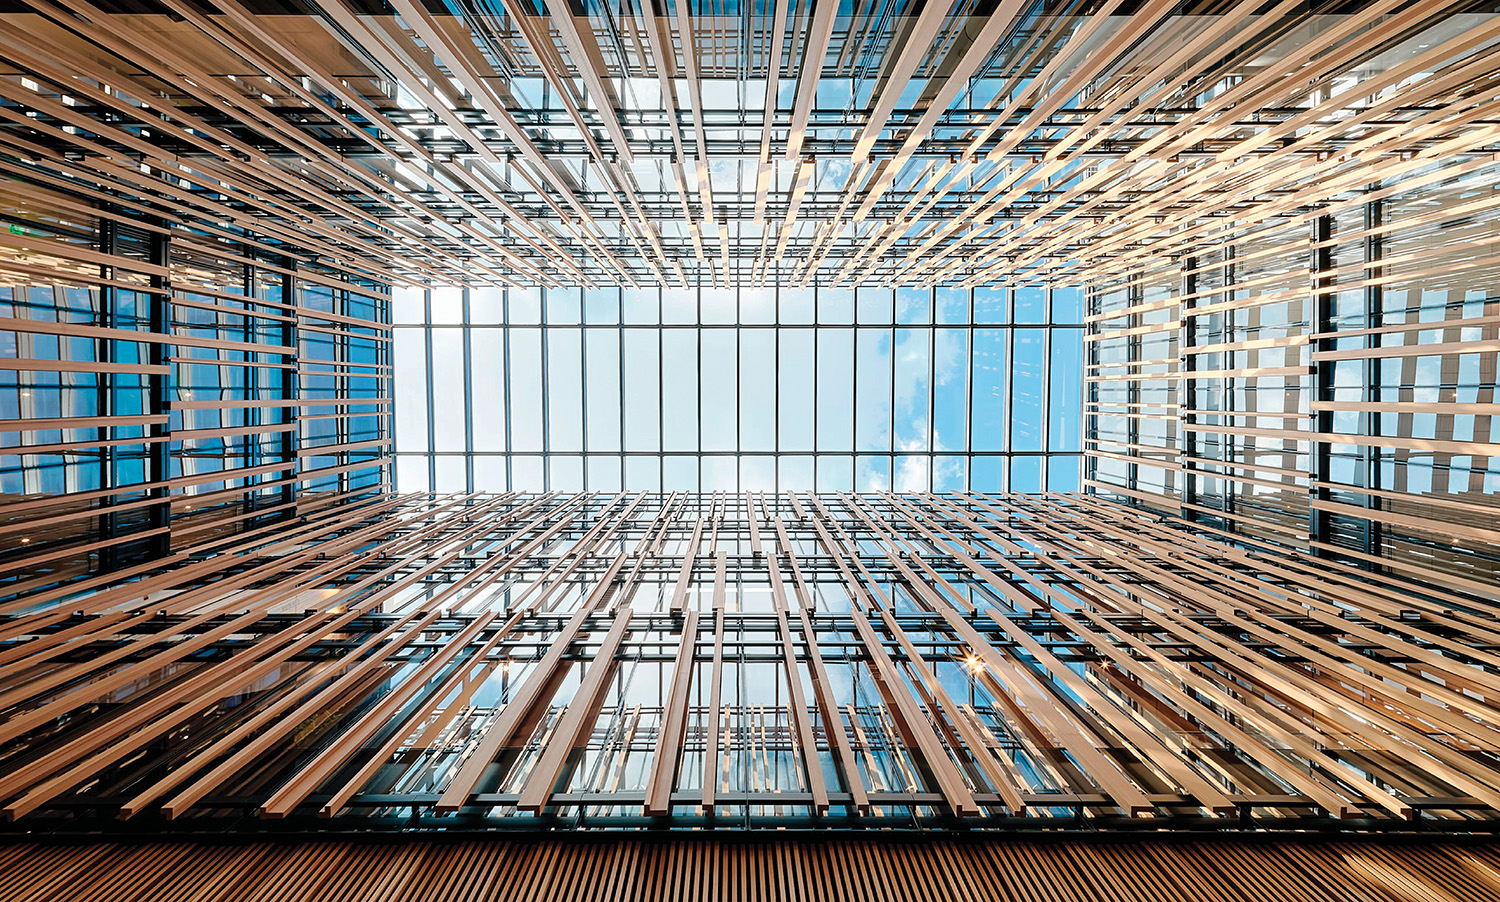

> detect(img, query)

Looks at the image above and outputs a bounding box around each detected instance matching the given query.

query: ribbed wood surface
[1,838,1496,902]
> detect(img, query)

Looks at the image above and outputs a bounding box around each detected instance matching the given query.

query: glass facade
[1087,174,1500,584]
[394,284,1083,492]
[1,217,391,583]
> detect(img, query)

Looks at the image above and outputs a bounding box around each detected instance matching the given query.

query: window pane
[662,330,698,451]
[974,287,1007,324]
[509,329,543,452]
[741,287,775,324]
[1011,330,1045,452]
[1050,329,1082,452]
[624,330,660,451]
[586,330,621,452]
[780,287,814,324]
[431,329,465,452]
[817,454,852,491]
[740,330,774,452]
[894,328,930,451]
[390,283,1088,492]
[1011,456,1042,493]
[393,286,424,324]
[779,329,814,452]
[817,329,853,451]
[933,329,968,455]
[430,287,463,324]
[971,329,1007,451]
[1014,287,1045,324]
[546,287,581,325]
[701,330,736,451]
[471,329,505,452]
[855,329,891,452]
[394,328,427,452]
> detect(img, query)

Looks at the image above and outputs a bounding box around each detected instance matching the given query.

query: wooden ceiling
[4,836,1500,900]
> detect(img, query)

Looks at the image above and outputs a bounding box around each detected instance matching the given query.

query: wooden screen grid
[0,491,1497,833]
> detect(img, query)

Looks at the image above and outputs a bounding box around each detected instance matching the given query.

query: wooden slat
[434,553,627,813]
[644,610,699,816]
[517,611,633,813]
[0,490,1496,829]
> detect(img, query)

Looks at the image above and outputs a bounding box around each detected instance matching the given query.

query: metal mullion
[927,289,936,491]
[1125,279,1141,499]
[97,217,117,569]
[1002,320,1013,491]
[1181,258,1198,518]
[967,288,976,492]
[1309,212,1334,555]
[853,289,861,490]
[580,316,589,492]
[424,287,436,493]
[337,283,351,495]
[241,256,256,513]
[541,286,550,493]
[503,286,513,492]
[1039,288,1051,493]
[774,284,781,493]
[346,285,357,494]
[887,306,896,491]
[1084,284,1094,492]
[618,288,625,490]
[429,450,1024,457]
[1223,246,1237,526]
[699,282,705,492]
[463,287,474,493]
[813,282,820,492]
[733,285,741,492]
[1362,195,1384,567]
[658,283,665,491]
[382,284,393,493]
[146,224,171,558]
[281,261,299,512]
[717,283,723,492]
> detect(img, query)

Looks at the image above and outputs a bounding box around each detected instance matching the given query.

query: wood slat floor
[1,837,1496,902]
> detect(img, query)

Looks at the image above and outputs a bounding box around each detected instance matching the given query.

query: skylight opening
[393,283,1084,493]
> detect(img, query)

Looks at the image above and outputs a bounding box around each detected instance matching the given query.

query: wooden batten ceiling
[3,836,1500,902]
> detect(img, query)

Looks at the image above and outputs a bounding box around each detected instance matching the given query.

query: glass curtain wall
[1087,163,1500,583]
[394,284,1083,493]
[1,213,392,589]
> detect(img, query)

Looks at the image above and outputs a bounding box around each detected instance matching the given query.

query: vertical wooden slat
[646,610,700,815]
